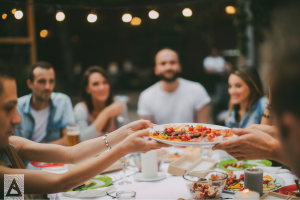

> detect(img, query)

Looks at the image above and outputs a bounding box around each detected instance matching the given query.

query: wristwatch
[102,132,111,151]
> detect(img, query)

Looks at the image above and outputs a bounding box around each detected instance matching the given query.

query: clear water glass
[119,154,132,185]
[116,190,136,200]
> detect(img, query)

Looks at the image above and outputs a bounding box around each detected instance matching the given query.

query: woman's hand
[212,125,285,163]
[119,129,171,154]
[107,120,153,147]
[104,102,124,117]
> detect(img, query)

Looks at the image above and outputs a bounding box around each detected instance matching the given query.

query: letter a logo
[6,179,22,196]
[4,174,24,200]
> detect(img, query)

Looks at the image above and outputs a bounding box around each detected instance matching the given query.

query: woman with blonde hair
[226,66,268,128]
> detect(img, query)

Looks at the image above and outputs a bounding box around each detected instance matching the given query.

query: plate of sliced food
[218,159,272,171]
[149,123,236,147]
[223,171,284,193]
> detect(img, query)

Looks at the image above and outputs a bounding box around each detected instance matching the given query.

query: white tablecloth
[44,149,296,200]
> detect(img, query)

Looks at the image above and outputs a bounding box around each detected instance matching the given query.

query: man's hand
[213,125,284,162]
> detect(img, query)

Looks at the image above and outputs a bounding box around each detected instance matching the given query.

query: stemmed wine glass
[119,154,132,185]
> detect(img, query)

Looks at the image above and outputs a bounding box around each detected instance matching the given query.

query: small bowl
[183,170,228,199]
[132,149,166,172]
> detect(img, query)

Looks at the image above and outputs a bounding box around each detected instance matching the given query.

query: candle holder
[244,168,263,195]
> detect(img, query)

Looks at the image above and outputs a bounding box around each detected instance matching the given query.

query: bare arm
[195,104,210,123]
[47,129,69,146]
[11,120,153,164]
[93,103,124,132]
[2,130,170,194]
[213,125,287,165]
[261,78,272,125]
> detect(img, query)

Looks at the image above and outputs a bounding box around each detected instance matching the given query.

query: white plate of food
[149,123,236,147]
[223,171,285,193]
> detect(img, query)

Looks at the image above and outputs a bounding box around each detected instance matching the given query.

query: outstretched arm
[12,120,153,164]
[1,129,170,194]
[213,125,287,165]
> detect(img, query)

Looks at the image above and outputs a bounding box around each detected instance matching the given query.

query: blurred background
[0,0,280,122]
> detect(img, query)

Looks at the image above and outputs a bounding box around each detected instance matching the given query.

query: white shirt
[30,105,50,143]
[203,56,226,72]
[137,78,211,124]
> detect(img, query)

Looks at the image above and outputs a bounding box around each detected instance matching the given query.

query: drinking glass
[116,190,136,200]
[66,123,80,146]
[119,154,132,185]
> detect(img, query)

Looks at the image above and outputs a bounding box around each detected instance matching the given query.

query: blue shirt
[13,92,76,143]
[225,97,268,128]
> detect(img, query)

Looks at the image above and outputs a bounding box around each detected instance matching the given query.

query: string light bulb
[122,13,132,22]
[130,17,141,26]
[56,6,65,22]
[2,13,7,19]
[148,10,159,19]
[87,10,97,23]
[225,6,236,14]
[12,9,16,14]
[182,8,192,17]
[14,9,23,19]
[40,29,48,38]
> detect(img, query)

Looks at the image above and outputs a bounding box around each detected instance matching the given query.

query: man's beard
[158,71,180,83]
[34,91,52,102]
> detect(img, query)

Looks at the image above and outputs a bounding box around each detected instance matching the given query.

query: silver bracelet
[102,132,111,151]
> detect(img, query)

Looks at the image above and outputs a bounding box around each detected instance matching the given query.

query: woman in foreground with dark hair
[74,66,127,141]
[226,66,268,128]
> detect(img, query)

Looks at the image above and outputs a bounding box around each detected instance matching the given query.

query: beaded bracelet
[102,132,111,151]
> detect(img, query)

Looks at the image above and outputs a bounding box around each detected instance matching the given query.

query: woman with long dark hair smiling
[226,66,268,128]
[74,66,128,141]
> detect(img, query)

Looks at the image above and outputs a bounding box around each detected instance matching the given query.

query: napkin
[62,185,116,198]
[257,166,290,174]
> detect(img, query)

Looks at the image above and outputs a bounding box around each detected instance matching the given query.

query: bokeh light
[225,6,236,14]
[40,30,48,38]
[148,10,159,19]
[122,13,132,22]
[182,8,192,17]
[2,13,7,19]
[56,11,65,21]
[87,13,97,23]
[130,17,141,26]
[12,9,16,14]
[14,10,23,19]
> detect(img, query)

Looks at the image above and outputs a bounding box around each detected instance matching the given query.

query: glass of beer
[66,123,80,146]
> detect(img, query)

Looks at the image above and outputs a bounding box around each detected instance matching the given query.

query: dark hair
[0,63,15,95]
[272,45,300,122]
[228,66,265,122]
[28,61,53,81]
[155,48,180,64]
[80,66,113,113]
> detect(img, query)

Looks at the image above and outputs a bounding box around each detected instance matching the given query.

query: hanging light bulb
[87,10,97,23]
[182,8,192,17]
[130,17,141,26]
[40,29,48,38]
[14,9,23,19]
[56,11,65,21]
[56,6,65,22]
[12,9,16,14]
[2,13,7,19]
[122,13,132,22]
[148,10,159,19]
[225,6,236,14]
